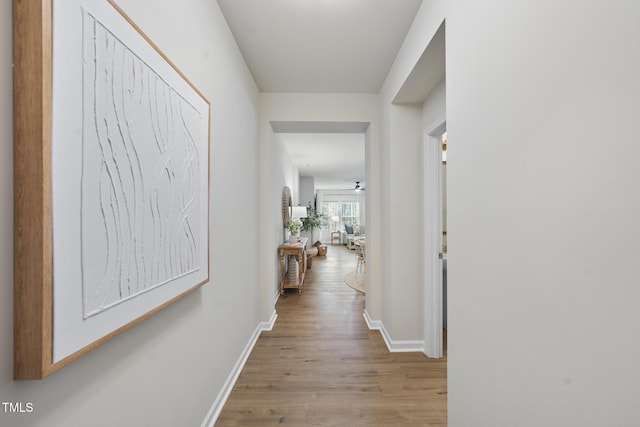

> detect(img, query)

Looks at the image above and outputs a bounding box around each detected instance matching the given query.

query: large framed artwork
[13,0,210,379]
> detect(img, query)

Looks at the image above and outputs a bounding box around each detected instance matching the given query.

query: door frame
[424,120,446,358]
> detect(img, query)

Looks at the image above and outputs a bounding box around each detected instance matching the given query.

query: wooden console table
[278,238,308,295]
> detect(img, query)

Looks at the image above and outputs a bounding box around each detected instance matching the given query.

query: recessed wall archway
[383,19,446,355]
[257,93,382,326]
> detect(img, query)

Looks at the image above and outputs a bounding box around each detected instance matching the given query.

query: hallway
[216,245,447,426]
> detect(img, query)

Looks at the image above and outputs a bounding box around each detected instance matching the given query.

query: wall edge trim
[363,310,424,353]
[200,309,278,427]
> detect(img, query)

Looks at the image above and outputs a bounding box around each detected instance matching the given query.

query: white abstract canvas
[51,0,209,363]
[82,9,202,317]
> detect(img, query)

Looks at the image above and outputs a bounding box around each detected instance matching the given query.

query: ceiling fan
[354,181,365,192]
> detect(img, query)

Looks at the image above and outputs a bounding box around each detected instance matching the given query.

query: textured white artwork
[51,0,209,363]
[81,10,201,318]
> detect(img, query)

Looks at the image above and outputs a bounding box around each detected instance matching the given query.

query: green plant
[286,218,302,234]
[301,203,326,232]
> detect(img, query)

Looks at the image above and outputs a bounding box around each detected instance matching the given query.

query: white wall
[446,1,640,424]
[387,0,640,423]
[264,132,299,300]
[377,0,447,346]
[384,103,425,342]
[0,1,261,426]
[299,176,315,208]
[422,79,446,131]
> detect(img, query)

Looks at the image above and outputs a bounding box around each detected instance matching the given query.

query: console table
[278,238,308,295]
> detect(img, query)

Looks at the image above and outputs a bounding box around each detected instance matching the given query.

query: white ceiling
[217,0,426,189]
[216,0,424,93]
[272,122,367,190]
[278,132,365,190]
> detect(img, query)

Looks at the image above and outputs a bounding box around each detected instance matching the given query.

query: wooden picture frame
[14,0,211,380]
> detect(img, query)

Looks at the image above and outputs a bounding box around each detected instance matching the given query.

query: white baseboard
[363,308,382,330]
[200,310,278,427]
[363,309,425,353]
[260,309,278,332]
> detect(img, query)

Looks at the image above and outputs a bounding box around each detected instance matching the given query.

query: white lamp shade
[291,206,308,218]
[331,216,340,222]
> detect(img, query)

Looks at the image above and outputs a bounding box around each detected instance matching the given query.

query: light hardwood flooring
[216,244,447,426]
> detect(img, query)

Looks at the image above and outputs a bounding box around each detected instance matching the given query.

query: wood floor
[216,244,447,426]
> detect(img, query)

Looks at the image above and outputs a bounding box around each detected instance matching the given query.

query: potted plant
[301,203,326,244]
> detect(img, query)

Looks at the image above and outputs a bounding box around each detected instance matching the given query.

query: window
[321,202,340,230]
[320,201,359,230]
[341,202,359,226]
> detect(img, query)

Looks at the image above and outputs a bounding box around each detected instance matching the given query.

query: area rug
[344,271,365,294]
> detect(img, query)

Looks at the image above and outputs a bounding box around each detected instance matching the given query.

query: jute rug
[344,271,365,294]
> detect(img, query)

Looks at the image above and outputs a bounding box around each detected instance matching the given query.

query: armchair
[340,224,365,246]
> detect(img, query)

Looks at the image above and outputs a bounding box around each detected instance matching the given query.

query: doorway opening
[441,131,447,333]
[424,123,446,358]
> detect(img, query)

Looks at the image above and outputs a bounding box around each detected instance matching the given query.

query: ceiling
[217,0,426,190]
[217,0,424,93]
[272,121,366,190]
[277,132,365,190]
